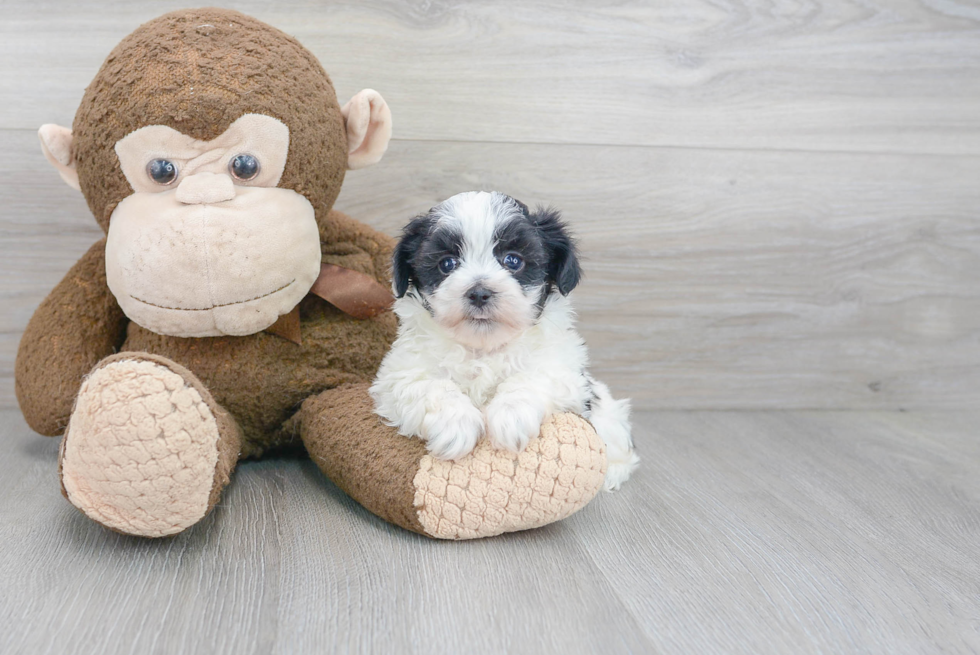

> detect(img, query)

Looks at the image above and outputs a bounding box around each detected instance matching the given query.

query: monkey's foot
[59,353,241,537]
[301,383,607,540]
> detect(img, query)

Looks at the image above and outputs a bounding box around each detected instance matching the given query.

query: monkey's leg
[299,383,607,540]
[59,353,241,538]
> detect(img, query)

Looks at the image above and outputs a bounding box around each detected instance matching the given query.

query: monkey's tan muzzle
[105,186,321,338]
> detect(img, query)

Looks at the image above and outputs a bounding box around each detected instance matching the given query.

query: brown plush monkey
[17,8,606,540]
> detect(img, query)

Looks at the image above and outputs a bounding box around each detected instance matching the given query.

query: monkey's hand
[321,209,396,289]
[15,238,127,436]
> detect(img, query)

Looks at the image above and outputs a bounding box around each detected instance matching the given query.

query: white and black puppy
[370,191,639,490]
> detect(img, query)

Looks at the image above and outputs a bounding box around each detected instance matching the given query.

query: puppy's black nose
[467,284,494,308]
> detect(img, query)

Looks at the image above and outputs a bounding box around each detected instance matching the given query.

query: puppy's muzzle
[467,284,495,308]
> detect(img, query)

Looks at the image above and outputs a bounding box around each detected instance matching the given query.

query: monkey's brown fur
[17,9,395,458]
[17,8,606,539]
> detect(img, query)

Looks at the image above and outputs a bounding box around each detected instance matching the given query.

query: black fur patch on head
[413,222,465,295]
[512,197,531,218]
[492,212,548,292]
[392,210,467,298]
[528,206,581,295]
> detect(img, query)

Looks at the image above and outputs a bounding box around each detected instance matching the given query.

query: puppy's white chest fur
[445,309,587,410]
[448,352,511,408]
[381,294,590,413]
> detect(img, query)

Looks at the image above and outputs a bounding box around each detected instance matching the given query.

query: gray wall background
[2,0,978,410]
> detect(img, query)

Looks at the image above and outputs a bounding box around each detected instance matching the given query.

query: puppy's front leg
[372,377,484,461]
[485,377,550,453]
[420,383,485,460]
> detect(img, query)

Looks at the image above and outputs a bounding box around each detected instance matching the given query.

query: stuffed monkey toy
[16,8,606,540]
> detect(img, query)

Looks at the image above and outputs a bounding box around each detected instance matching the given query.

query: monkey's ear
[341,89,392,170]
[38,124,80,191]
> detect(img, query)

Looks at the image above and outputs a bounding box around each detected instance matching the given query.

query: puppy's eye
[229,153,260,181]
[146,159,178,185]
[502,253,524,271]
[438,256,459,275]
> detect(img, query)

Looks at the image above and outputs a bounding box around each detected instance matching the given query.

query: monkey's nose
[175,172,237,205]
[467,284,495,308]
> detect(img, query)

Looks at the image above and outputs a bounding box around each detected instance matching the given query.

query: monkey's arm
[319,209,395,287]
[15,238,127,436]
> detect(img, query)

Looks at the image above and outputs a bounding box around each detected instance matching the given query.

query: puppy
[370,191,639,490]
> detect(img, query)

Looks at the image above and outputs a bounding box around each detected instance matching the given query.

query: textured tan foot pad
[60,358,222,537]
[413,413,607,539]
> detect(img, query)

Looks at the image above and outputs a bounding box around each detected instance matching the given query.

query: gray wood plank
[268,465,653,655]
[1,0,979,154]
[2,409,978,654]
[4,130,977,410]
[580,411,980,654]
[0,410,654,655]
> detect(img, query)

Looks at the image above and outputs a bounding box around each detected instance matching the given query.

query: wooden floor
[1,409,978,655]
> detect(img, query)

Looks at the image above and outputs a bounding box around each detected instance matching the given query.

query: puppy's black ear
[532,206,581,296]
[392,213,432,297]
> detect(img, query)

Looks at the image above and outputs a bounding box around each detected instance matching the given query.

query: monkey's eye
[146,159,178,185]
[438,256,459,275]
[502,253,524,272]
[229,154,260,181]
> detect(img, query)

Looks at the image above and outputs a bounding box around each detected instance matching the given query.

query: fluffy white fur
[370,191,639,491]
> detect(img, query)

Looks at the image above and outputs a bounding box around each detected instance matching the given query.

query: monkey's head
[38,9,392,337]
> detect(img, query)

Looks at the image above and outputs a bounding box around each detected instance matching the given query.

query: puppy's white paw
[421,398,485,461]
[486,395,545,453]
[602,449,640,492]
